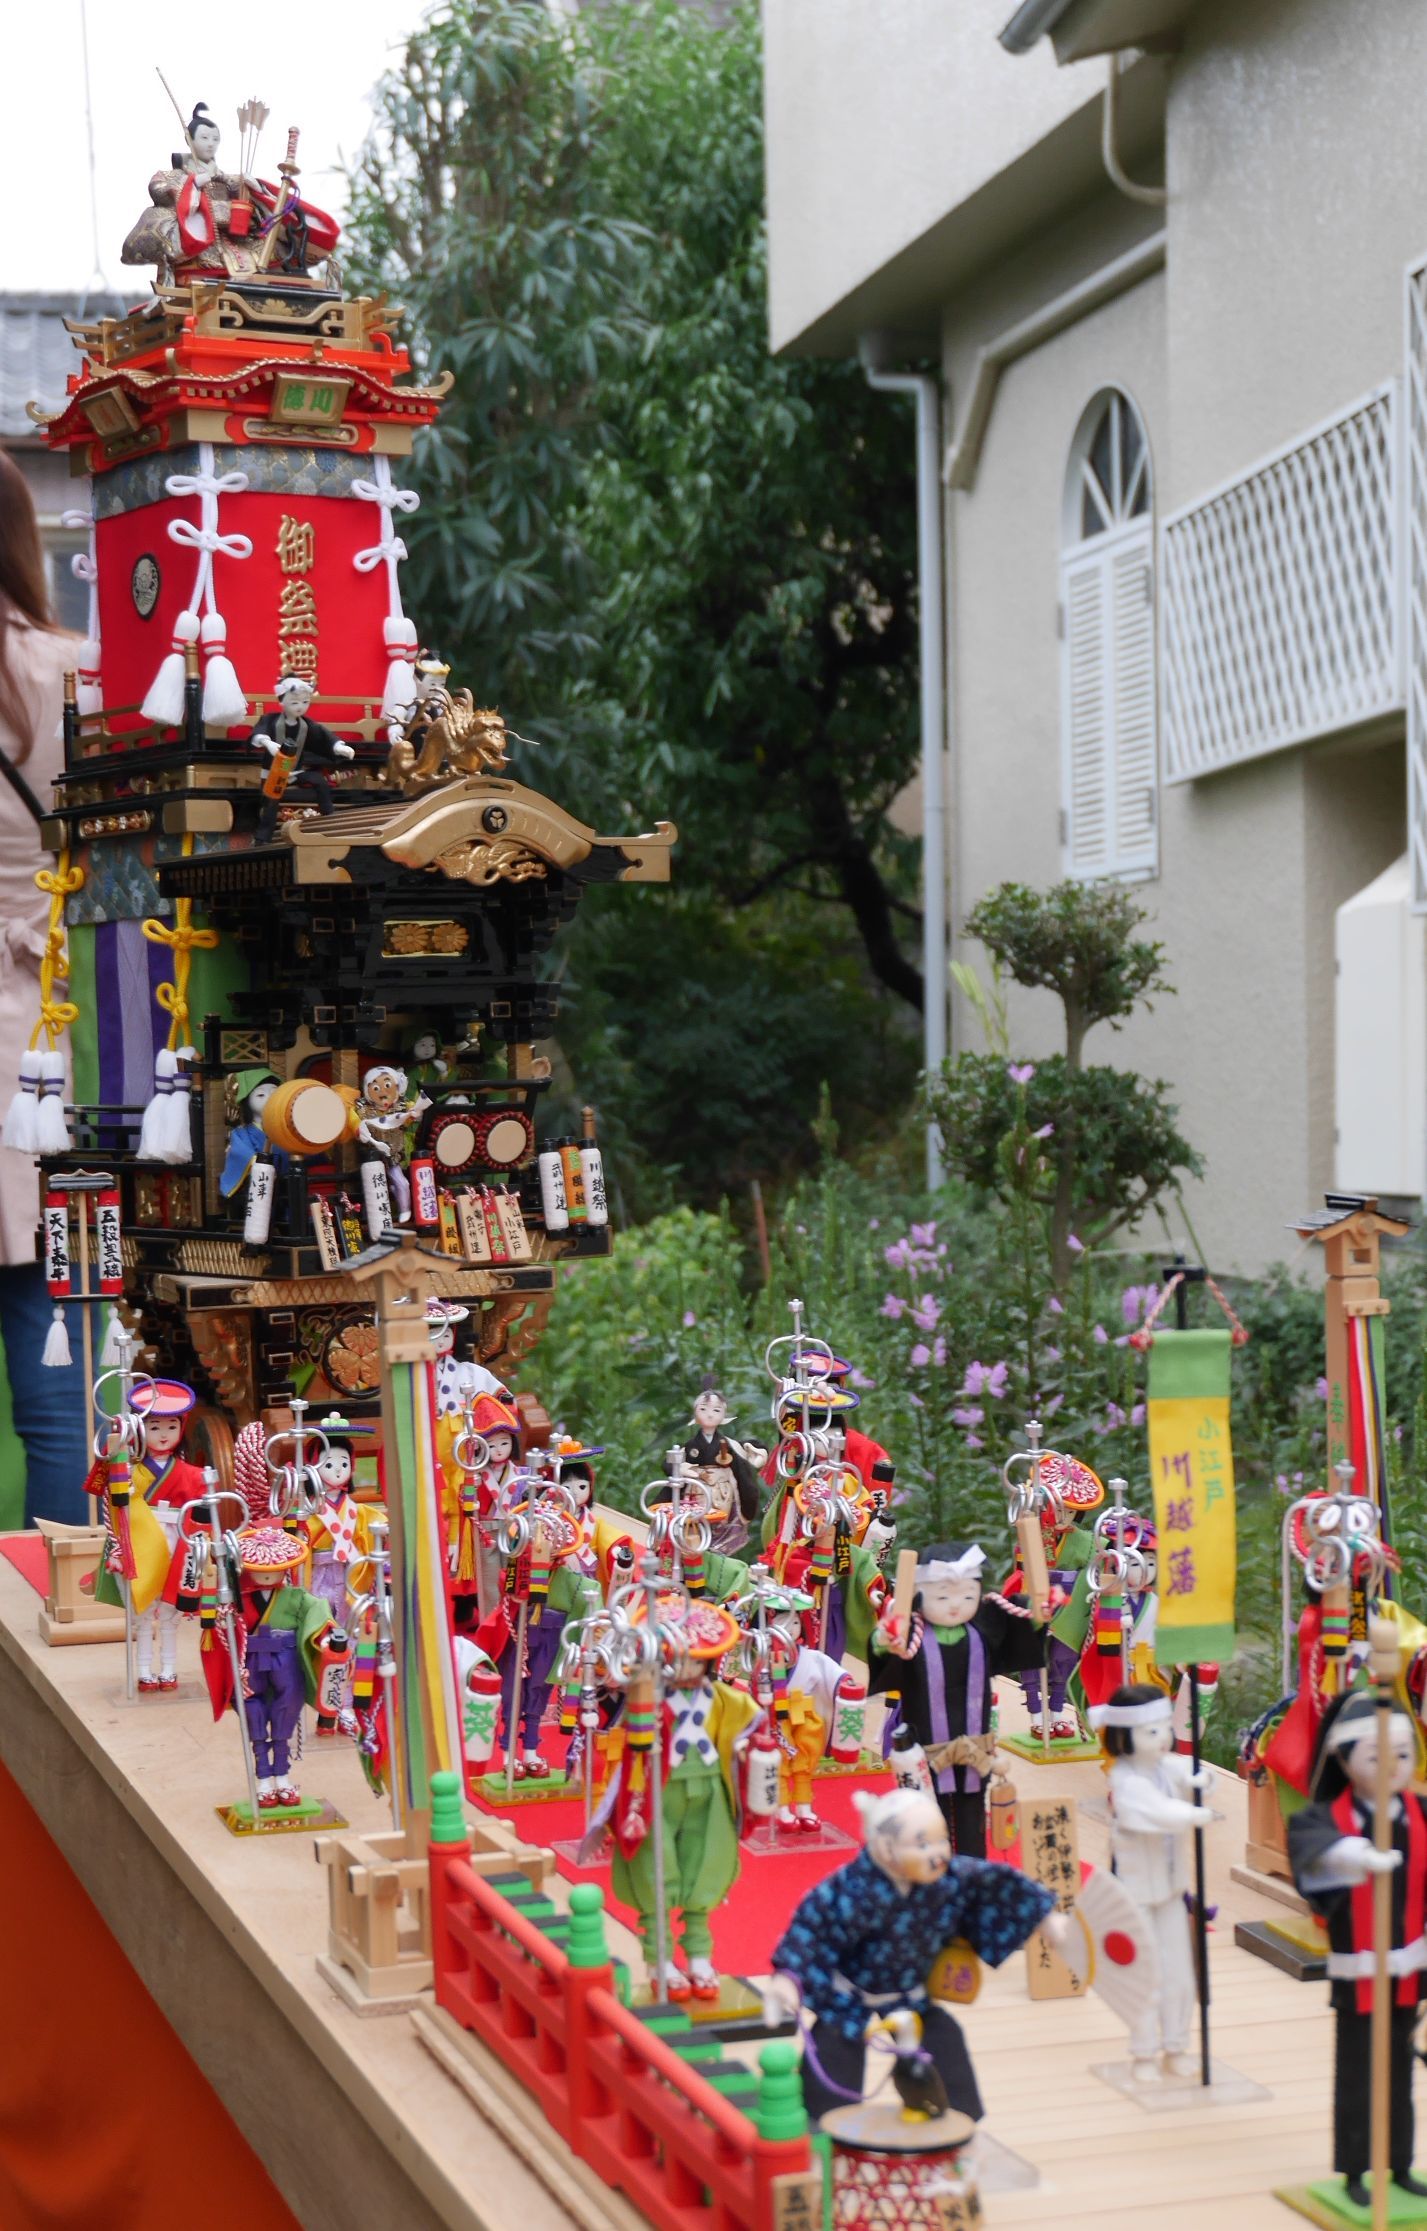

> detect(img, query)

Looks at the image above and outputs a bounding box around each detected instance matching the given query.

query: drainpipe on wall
[859,337,948,1191]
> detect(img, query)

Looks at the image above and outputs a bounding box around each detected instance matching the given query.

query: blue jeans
[0,1263,90,1526]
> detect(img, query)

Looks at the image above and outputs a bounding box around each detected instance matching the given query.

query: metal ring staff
[597,1548,687,2004]
[348,1513,400,1831]
[497,1474,580,1799]
[184,1481,261,1821]
[1086,1476,1155,1686]
[91,1331,156,1700]
[1002,1420,1061,1758]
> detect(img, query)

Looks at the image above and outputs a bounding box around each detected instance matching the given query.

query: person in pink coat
[0,455,87,1522]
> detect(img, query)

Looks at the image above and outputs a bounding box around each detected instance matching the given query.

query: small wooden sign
[1023,1795,1088,2000]
[770,2167,823,2231]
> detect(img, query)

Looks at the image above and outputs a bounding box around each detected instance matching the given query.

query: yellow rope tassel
[30,856,84,1051]
[141,834,219,1050]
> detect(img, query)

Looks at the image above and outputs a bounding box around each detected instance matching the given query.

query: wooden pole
[1188,1665,1212,2086]
[749,1179,771,1288]
[1368,1614,1397,2231]
[75,1196,98,1525]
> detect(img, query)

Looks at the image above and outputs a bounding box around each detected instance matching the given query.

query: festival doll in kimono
[600,1596,762,2000]
[760,1381,891,1663]
[766,1784,1057,2121]
[1289,1690,1427,2210]
[1050,1517,1169,1721]
[777,1642,856,1832]
[1000,1451,1104,1741]
[90,1377,209,1691]
[470,1474,600,1779]
[202,1527,337,1811]
[303,1412,377,1734]
[655,1379,763,1557]
[870,1541,1049,1858]
[1089,1684,1214,2083]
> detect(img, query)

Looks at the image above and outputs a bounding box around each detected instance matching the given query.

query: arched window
[1060,389,1157,881]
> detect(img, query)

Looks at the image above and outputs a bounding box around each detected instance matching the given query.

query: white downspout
[859,341,948,1190]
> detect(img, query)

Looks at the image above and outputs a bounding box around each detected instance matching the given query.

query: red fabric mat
[471,1767,1022,1975]
[0,1534,49,1595]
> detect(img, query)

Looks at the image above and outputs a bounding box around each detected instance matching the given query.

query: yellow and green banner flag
[1147,1327,1236,1665]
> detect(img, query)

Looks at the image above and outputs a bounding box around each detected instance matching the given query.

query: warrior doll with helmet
[871,1542,1050,1858]
[761,1375,893,1663]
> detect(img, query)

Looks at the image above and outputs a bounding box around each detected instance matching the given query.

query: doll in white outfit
[1089,1681,1214,2082]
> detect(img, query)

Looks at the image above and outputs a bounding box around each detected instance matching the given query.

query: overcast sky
[1,1,430,294]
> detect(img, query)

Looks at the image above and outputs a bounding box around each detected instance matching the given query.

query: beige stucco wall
[1165,0,1427,506]
[942,193,1407,1276]
[762,0,1106,352]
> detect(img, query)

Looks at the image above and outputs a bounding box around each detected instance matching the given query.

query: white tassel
[381,616,419,721]
[137,1048,178,1160]
[141,609,201,729]
[41,1305,72,1369]
[76,638,103,719]
[34,1049,70,1152]
[100,1307,126,1370]
[200,611,248,730]
[2,1049,41,1152]
[159,1048,197,1163]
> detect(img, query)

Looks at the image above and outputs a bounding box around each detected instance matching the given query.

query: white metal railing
[1161,384,1401,783]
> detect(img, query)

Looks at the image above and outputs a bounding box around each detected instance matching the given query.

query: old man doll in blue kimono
[870,1540,1050,1858]
[767,1784,1057,2121]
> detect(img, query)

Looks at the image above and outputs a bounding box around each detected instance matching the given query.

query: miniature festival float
[22,97,674,1476]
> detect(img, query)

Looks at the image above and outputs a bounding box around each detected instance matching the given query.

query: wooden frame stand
[35,1520,126,1646]
[317,1813,553,2014]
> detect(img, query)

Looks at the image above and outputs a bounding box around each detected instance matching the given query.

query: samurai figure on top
[121,98,339,287]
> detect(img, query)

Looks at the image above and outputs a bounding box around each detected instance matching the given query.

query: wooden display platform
[0,1543,1395,2231]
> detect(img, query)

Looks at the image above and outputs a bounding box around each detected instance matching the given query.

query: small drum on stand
[820,2103,980,2231]
[261,1079,353,1158]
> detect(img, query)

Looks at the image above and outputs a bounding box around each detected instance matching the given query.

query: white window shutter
[1061,547,1111,878]
[1110,529,1157,875]
[1060,527,1158,880]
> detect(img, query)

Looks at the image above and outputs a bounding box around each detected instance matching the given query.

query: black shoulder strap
[0,744,45,828]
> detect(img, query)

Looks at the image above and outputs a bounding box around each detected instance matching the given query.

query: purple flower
[1093,1324,1108,1345]
[682,1310,697,1327]
[884,1239,911,1272]
[1130,1402,1146,1427]
[850,1367,876,1390]
[1315,1377,1329,1401]
[965,1432,983,1451]
[985,1360,1009,1398]
[1043,1392,1064,1414]
[910,1221,937,1248]
[1121,1284,1146,1327]
[868,1219,881,1231]
[909,1391,924,1410]
[1047,1296,1064,1316]
[952,1405,984,1428]
[1044,1345,1061,1365]
[910,1294,942,1333]
[909,1342,932,1369]
[1008,1062,1036,1086]
[1033,1123,1054,1140]
[1104,1401,1127,1428]
[933,1337,947,1368]
[880,1294,905,1321]
[1068,1234,1085,1255]
[962,1360,989,1397]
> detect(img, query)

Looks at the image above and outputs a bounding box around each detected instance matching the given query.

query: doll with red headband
[1000,1451,1104,1743]
[304,1411,377,1734]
